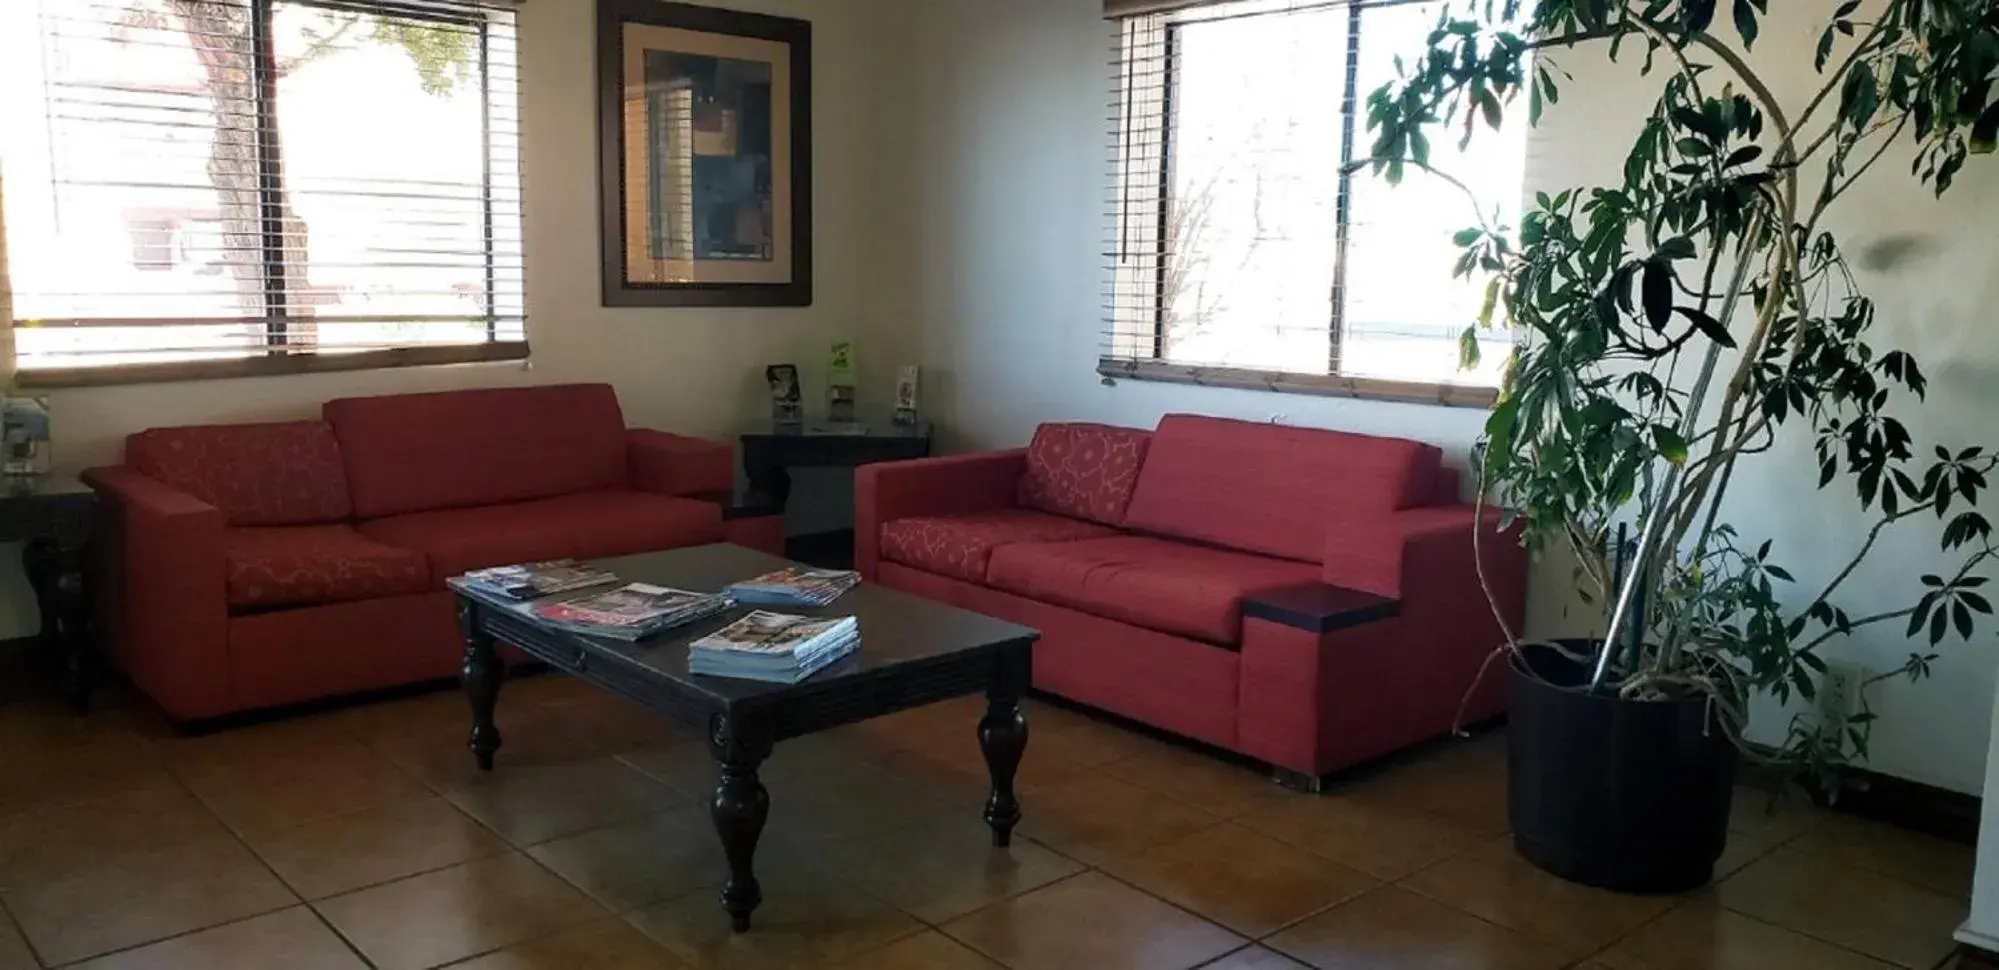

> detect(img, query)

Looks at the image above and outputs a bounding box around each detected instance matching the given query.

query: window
[1104,0,1527,406]
[0,0,525,386]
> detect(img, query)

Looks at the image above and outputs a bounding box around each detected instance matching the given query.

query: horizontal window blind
[0,0,525,382]
[1105,0,1524,393]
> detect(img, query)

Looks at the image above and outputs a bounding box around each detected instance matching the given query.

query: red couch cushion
[986,536,1318,645]
[1122,414,1441,563]
[324,384,631,519]
[1016,422,1152,526]
[225,525,429,611]
[128,421,352,527]
[356,489,724,583]
[879,509,1119,584]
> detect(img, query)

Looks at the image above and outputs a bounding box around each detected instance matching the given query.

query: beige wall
[0,0,924,636]
[904,0,1999,793]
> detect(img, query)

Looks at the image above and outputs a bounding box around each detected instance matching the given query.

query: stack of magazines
[723,567,860,607]
[528,583,735,640]
[457,560,617,601]
[688,611,860,683]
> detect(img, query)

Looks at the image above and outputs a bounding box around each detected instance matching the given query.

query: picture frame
[597,0,813,307]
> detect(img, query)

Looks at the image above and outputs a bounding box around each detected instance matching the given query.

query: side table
[739,416,934,512]
[0,477,100,712]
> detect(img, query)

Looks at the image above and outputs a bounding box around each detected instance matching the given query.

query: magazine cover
[463,560,616,599]
[733,567,855,591]
[694,611,853,654]
[534,583,713,627]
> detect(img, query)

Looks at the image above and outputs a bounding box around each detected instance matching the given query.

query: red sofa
[856,414,1526,781]
[84,383,778,722]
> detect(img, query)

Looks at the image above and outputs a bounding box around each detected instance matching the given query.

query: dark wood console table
[0,477,100,712]
[739,415,933,512]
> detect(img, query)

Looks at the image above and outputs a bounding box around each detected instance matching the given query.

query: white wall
[906,0,1999,793]
[0,0,924,636]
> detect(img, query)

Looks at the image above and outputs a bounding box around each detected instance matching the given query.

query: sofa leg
[1272,767,1328,794]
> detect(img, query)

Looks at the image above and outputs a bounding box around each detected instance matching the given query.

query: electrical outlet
[1817,662,1864,728]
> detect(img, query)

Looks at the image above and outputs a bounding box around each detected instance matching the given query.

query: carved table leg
[458,601,503,771]
[709,712,773,932]
[743,461,792,514]
[979,649,1031,848]
[24,537,97,714]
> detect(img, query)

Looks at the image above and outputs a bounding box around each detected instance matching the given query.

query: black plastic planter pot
[1507,640,1738,894]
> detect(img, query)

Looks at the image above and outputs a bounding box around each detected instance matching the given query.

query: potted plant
[1362,0,1999,892]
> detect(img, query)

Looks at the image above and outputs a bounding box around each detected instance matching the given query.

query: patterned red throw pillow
[129,421,354,527]
[1016,422,1152,526]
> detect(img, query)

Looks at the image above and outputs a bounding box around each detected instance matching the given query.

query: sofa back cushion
[1016,422,1152,526]
[128,421,353,527]
[324,384,630,518]
[1122,414,1441,562]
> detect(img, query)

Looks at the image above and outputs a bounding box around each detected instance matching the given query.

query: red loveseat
[856,414,1526,781]
[84,383,772,722]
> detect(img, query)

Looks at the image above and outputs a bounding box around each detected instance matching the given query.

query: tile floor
[0,675,1976,969]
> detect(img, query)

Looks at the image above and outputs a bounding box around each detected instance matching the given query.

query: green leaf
[1733,0,1758,48]
[1652,425,1690,465]
[1972,102,1999,154]
[1656,236,1697,260]
[1641,262,1674,330]
[1840,65,1879,128]
[1459,326,1483,371]
[1475,87,1504,129]
[1679,307,1737,348]
[1684,0,1716,33]
[1453,228,1482,247]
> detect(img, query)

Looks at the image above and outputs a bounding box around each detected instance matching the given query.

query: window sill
[1097,357,1499,410]
[16,342,530,390]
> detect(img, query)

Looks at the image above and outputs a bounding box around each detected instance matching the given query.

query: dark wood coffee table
[450,543,1037,932]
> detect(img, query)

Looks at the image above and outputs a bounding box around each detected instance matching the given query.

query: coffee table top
[456,544,1037,711]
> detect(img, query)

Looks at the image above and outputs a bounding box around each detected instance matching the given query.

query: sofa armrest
[627,429,733,498]
[854,449,1027,580]
[1237,505,1524,776]
[1323,504,1524,678]
[81,465,232,720]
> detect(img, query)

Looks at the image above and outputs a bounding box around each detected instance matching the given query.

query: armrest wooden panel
[1243,583,1399,633]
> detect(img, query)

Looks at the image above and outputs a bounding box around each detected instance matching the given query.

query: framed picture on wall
[597,0,812,307]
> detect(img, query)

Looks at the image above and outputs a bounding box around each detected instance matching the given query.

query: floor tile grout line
[29,772,304,968]
[0,891,49,970]
[314,846,619,969]
[1188,942,1261,969]
[39,902,305,970]
[1240,873,1388,945]
[304,905,380,970]
[1562,895,1700,968]
[930,867,1100,961]
[1708,891,1945,970]
[1084,862,1261,948]
[1776,830,1976,902]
